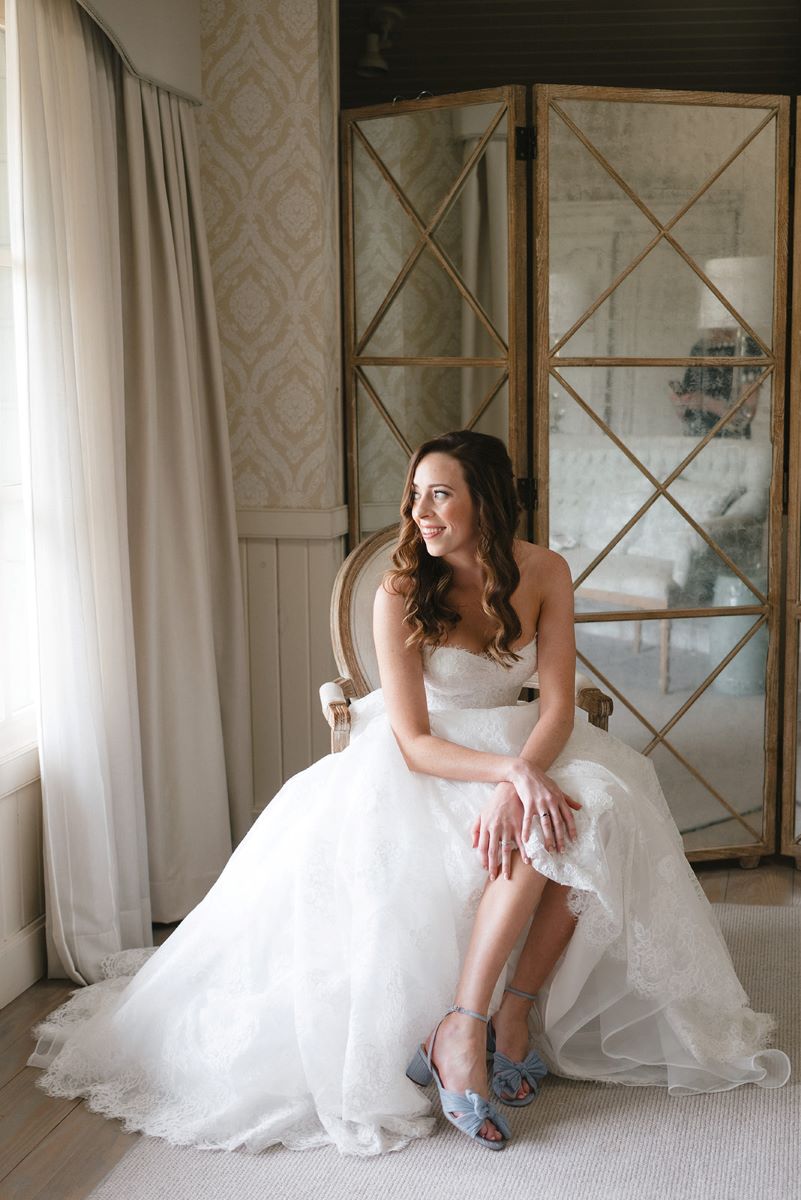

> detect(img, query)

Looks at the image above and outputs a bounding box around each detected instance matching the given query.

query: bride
[30,429,790,1156]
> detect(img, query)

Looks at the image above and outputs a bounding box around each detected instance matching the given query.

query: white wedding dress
[30,636,790,1156]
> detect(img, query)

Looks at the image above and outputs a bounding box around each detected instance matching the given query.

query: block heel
[405,1046,433,1086]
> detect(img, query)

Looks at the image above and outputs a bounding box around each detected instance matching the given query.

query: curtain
[7,0,252,983]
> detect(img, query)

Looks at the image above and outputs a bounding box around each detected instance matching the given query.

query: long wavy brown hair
[387,430,523,665]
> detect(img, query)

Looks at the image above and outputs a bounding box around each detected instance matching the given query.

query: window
[0,19,35,758]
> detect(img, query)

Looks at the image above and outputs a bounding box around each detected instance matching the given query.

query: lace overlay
[31,638,790,1154]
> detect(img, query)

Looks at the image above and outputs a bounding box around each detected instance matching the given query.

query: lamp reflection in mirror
[698,256,772,333]
[670,256,771,440]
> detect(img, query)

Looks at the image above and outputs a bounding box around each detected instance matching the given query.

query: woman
[31,430,789,1157]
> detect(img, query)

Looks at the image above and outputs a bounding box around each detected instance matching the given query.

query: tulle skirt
[30,697,791,1156]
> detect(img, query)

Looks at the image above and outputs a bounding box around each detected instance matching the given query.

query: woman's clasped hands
[470,758,583,881]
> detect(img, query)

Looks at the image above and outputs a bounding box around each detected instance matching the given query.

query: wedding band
[539,814,550,821]
[500,840,514,847]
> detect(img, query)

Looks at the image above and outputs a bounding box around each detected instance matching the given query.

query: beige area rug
[88,904,799,1200]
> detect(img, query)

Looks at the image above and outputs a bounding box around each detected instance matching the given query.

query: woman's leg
[426,853,550,1140]
[491,879,578,1100]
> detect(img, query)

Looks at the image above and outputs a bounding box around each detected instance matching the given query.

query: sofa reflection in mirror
[549,433,772,692]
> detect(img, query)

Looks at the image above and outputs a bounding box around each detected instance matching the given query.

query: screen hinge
[517,476,538,511]
[515,125,538,161]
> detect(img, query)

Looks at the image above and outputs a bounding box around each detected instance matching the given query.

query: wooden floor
[693,854,801,906]
[1,857,798,1200]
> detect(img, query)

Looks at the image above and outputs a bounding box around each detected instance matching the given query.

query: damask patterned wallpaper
[197,0,341,510]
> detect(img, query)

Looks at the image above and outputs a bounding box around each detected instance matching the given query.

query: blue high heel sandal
[487,986,548,1107]
[406,1004,512,1150]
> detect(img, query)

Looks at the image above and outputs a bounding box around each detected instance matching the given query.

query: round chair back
[330,525,398,696]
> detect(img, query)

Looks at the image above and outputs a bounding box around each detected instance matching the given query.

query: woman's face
[411,452,478,559]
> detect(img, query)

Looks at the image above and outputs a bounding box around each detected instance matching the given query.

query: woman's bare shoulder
[376,569,410,602]
[374,571,409,631]
[514,539,572,583]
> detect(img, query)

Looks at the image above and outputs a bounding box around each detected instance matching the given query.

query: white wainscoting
[237,506,348,816]
[0,745,45,1008]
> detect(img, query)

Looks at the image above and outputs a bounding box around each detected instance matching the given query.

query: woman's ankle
[498,991,532,1022]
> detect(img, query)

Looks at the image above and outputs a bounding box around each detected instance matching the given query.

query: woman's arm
[373,582,516,785]
[470,551,582,876]
[515,550,577,774]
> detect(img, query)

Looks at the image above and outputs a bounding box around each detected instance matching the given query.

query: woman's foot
[491,994,535,1102]
[425,1009,504,1142]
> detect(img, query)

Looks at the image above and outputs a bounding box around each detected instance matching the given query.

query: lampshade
[356,33,388,76]
[549,271,594,338]
[698,256,772,329]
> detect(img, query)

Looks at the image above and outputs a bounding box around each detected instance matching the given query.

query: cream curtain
[7,0,252,982]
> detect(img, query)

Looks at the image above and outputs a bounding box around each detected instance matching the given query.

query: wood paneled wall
[0,749,45,1008]
[237,508,348,814]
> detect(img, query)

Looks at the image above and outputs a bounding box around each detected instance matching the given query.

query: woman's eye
[434,490,448,498]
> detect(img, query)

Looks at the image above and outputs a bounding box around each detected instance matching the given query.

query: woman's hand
[507,757,582,854]
[470,782,528,882]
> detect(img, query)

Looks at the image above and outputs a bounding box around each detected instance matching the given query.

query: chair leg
[632,620,642,654]
[660,619,670,694]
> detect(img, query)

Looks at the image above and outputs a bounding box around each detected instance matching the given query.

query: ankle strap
[427,1002,489,1066]
[504,985,537,1002]
[447,1003,489,1023]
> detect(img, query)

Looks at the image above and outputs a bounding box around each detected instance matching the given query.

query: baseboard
[0,917,46,1009]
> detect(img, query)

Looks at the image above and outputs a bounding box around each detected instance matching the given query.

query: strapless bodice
[422,636,538,711]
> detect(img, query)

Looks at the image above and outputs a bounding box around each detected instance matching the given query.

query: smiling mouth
[420,526,446,539]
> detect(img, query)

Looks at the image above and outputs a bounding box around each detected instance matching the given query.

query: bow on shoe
[440,1086,512,1140]
[492,1050,548,1101]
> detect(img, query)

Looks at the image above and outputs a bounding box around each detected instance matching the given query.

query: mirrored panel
[567,497,762,615]
[354,102,509,358]
[361,244,502,359]
[559,240,765,359]
[670,123,776,346]
[550,371,770,613]
[671,384,773,586]
[356,103,505,227]
[550,99,776,360]
[356,379,408,531]
[552,367,701,462]
[472,378,509,443]
[575,614,766,849]
[549,111,661,348]
[348,95,515,537]
[360,364,504,446]
[352,133,415,344]
[554,100,770,225]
